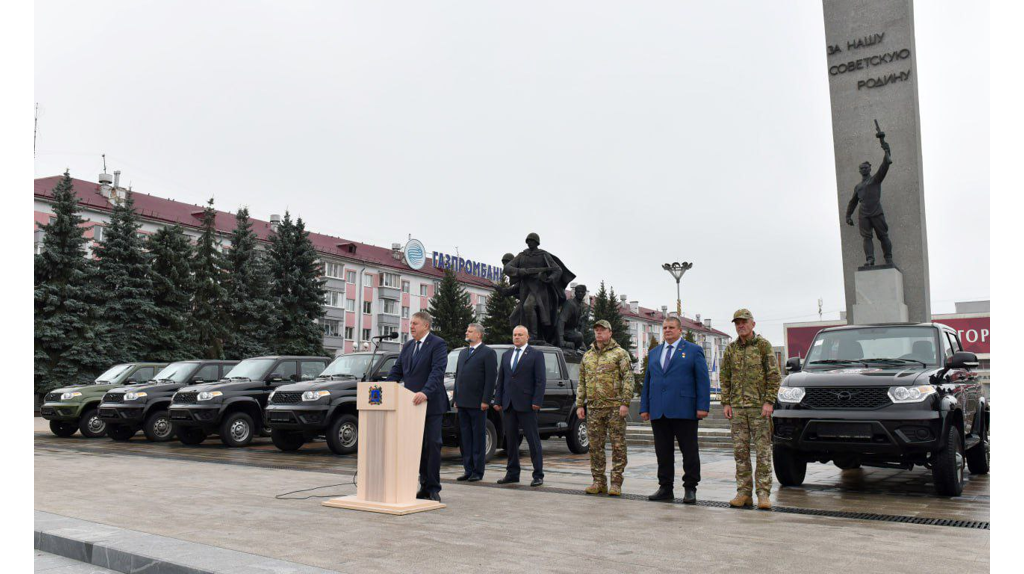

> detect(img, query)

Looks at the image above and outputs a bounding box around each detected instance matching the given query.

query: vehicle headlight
[197,391,223,401]
[887,385,936,404]
[446,390,455,402]
[60,391,82,400]
[777,387,805,403]
[124,392,148,401]
[301,390,331,401]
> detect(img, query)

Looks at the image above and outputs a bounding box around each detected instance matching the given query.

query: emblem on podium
[368,385,383,405]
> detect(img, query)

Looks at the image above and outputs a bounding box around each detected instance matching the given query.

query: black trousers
[458,407,487,477]
[651,417,701,489]
[859,213,893,263]
[503,408,543,480]
[419,414,443,494]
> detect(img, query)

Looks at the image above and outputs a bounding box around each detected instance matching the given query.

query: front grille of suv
[173,392,198,405]
[802,387,891,410]
[104,393,125,403]
[271,392,303,405]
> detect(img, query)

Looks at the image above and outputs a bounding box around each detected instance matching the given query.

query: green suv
[40,362,168,438]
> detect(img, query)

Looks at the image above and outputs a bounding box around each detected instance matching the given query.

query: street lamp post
[661,261,693,316]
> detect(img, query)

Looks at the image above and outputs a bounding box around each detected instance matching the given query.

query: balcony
[377,314,400,328]
[379,286,401,300]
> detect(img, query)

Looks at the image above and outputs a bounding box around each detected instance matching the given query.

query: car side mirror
[946,351,979,370]
[268,374,283,383]
[125,378,138,384]
[785,357,802,373]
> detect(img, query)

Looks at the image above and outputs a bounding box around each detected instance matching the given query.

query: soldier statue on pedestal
[503,233,576,345]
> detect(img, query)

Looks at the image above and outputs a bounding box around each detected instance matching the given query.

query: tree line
[34,172,327,394]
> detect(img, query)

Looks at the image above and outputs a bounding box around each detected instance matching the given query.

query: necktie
[468,346,475,356]
[413,340,421,359]
[662,344,674,370]
[512,347,521,372]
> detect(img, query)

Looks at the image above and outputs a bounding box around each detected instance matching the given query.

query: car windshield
[223,359,276,380]
[153,362,197,383]
[94,364,131,383]
[805,327,940,367]
[321,355,373,378]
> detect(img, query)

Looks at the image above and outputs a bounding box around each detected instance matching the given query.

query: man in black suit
[386,311,450,502]
[453,323,498,482]
[493,325,546,487]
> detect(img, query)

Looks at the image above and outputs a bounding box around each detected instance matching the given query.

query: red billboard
[784,314,990,359]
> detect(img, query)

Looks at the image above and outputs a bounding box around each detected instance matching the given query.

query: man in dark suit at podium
[494,325,546,487]
[453,323,498,482]
[386,311,450,502]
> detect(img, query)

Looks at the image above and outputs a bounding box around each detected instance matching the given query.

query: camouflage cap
[732,308,754,322]
[593,319,612,331]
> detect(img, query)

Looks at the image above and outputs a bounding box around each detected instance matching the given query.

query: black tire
[326,414,358,455]
[932,425,965,496]
[49,420,78,438]
[773,445,807,486]
[219,412,256,448]
[966,413,990,475]
[78,408,107,438]
[566,416,589,454]
[271,429,306,452]
[106,424,137,441]
[143,410,175,442]
[484,418,498,463]
[176,426,207,445]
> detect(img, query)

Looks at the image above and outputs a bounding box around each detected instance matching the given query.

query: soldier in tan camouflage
[721,309,781,510]
[577,319,634,496]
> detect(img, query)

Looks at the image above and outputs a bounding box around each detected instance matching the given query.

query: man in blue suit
[386,311,450,502]
[453,323,498,482]
[493,325,546,487]
[640,316,711,504]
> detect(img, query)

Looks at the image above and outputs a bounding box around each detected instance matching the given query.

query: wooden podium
[322,381,445,515]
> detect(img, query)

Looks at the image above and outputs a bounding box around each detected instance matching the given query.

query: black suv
[265,352,398,454]
[99,360,238,442]
[441,344,588,461]
[169,356,330,447]
[774,323,989,496]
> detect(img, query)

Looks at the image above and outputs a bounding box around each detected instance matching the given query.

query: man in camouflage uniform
[577,319,634,496]
[721,309,781,510]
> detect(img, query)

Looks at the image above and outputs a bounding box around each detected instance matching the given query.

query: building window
[401,306,410,319]
[363,273,373,286]
[380,325,398,338]
[345,299,356,312]
[402,333,409,344]
[380,299,399,315]
[324,290,343,308]
[478,295,488,307]
[362,328,371,341]
[324,261,343,279]
[363,301,372,314]
[419,285,428,296]
[344,326,354,339]
[93,226,104,243]
[401,280,410,293]
[321,319,341,337]
[346,270,356,283]
[382,272,401,288]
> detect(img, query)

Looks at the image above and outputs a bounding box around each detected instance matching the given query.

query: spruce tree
[93,189,160,364]
[34,171,108,394]
[481,278,517,344]
[685,329,697,343]
[223,208,279,358]
[190,199,228,359]
[147,225,196,361]
[427,267,476,351]
[269,213,327,356]
[639,334,659,396]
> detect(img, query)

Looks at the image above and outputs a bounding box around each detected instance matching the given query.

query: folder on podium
[322,381,445,515]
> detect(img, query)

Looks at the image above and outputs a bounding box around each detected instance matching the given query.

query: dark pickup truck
[264,352,398,454]
[774,323,989,496]
[100,360,237,441]
[441,344,588,462]
[168,356,330,447]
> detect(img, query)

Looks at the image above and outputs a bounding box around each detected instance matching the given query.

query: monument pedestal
[852,266,909,324]
[322,381,444,516]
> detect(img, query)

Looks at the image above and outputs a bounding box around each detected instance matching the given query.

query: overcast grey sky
[33,0,989,343]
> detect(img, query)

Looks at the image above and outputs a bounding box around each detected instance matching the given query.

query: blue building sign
[431,251,502,282]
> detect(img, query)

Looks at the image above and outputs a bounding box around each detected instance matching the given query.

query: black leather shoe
[467,475,483,482]
[456,474,471,482]
[530,478,544,487]
[416,489,428,500]
[648,487,674,501]
[682,487,697,504]
[496,476,519,484]
[428,492,441,503]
